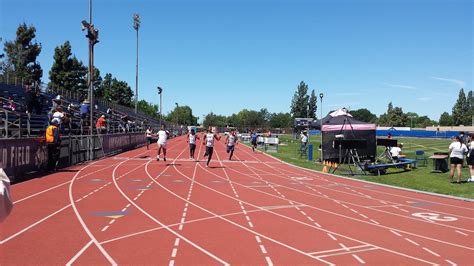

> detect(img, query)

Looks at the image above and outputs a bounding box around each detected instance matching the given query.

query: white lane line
[307,216,314,222]
[121,207,127,212]
[260,245,268,254]
[121,159,230,265]
[255,236,262,243]
[171,248,178,258]
[109,219,116,225]
[174,238,180,246]
[327,233,337,241]
[405,238,419,246]
[445,259,457,266]
[314,222,322,228]
[0,204,71,244]
[301,211,307,216]
[133,196,138,201]
[169,260,175,266]
[69,167,117,265]
[101,225,110,232]
[369,219,380,224]
[126,203,131,208]
[359,214,368,219]
[76,198,82,202]
[423,247,440,257]
[390,230,402,237]
[350,209,359,214]
[352,254,365,264]
[265,256,274,266]
[65,240,94,266]
[178,224,184,230]
[455,230,468,236]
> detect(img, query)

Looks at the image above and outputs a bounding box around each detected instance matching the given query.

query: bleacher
[0,82,165,138]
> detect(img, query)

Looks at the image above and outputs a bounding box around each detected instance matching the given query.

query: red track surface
[1,135,473,265]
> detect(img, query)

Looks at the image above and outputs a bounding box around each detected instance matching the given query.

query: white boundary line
[168,158,436,265]
[209,151,474,251]
[65,240,94,266]
[253,143,474,204]
[68,163,118,265]
[111,148,230,265]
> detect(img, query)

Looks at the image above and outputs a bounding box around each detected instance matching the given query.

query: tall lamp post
[81,0,99,136]
[133,13,141,114]
[319,92,324,161]
[157,86,163,127]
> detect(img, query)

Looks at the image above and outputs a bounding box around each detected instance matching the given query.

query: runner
[187,128,200,160]
[156,124,170,161]
[225,129,238,160]
[250,130,258,152]
[203,126,221,167]
[145,126,153,150]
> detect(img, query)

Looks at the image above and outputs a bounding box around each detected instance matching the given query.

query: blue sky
[1,0,472,122]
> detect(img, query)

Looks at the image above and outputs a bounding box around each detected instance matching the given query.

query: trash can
[308,144,313,161]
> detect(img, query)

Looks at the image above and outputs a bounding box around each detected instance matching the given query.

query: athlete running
[250,130,258,152]
[225,129,238,160]
[156,124,170,161]
[203,126,221,167]
[145,126,153,150]
[187,128,200,160]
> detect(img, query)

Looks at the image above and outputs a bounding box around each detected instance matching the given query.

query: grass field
[251,135,474,199]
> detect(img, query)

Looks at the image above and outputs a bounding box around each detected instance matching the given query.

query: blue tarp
[376,130,459,139]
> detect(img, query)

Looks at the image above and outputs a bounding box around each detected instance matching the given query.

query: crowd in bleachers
[0,82,163,138]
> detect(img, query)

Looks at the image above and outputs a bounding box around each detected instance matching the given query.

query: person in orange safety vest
[46,119,61,172]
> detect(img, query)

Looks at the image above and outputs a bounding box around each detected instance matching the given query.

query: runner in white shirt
[225,129,238,160]
[203,126,221,167]
[187,128,200,160]
[156,124,170,161]
[145,127,153,150]
[390,143,403,161]
[448,136,468,183]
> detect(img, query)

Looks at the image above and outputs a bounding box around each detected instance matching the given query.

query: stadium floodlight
[133,13,141,114]
[319,92,324,161]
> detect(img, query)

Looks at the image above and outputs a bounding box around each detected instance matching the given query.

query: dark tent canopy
[314,108,377,162]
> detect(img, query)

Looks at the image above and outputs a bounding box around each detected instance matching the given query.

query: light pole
[133,13,140,114]
[81,0,99,136]
[319,92,324,161]
[157,86,163,127]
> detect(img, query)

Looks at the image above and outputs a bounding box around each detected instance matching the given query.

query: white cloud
[430,76,466,87]
[418,97,432,102]
[381,82,419,90]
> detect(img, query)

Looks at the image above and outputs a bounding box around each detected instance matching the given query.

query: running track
[1,135,473,265]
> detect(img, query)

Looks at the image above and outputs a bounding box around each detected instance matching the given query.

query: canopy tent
[313,108,377,162]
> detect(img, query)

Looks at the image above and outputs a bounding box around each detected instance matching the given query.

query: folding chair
[415,150,428,166]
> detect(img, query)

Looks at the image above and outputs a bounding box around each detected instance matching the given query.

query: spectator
[390,143,404,161]
[34,90,44,115]
[459,131,467,145]
[52,107,65,125]
[80,99,90,119]
[51,94,62,112]
[300,131,308,150]
[3,97,17,111]
[387,132,392,139]
[96,115,106,134]
[46,119,61,172]
[467,133,474,182]
[448,136,468,183]
[25,85,36,113]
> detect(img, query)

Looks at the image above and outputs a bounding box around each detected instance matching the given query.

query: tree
[269,112,292,128]
[203,112,227,128]
[377,102,408,127]
[137,100,159,119]
[452,88,469,126]
[351,108,377,123]
[3,23,43,83]
[258,108,271,128]
[290,81,309,118]
[100,73,134,107]
[167,105,198,126]
[308,89,317,118]
[48,41,87,95]
[467,90,473,126]
[439,112,453,126]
